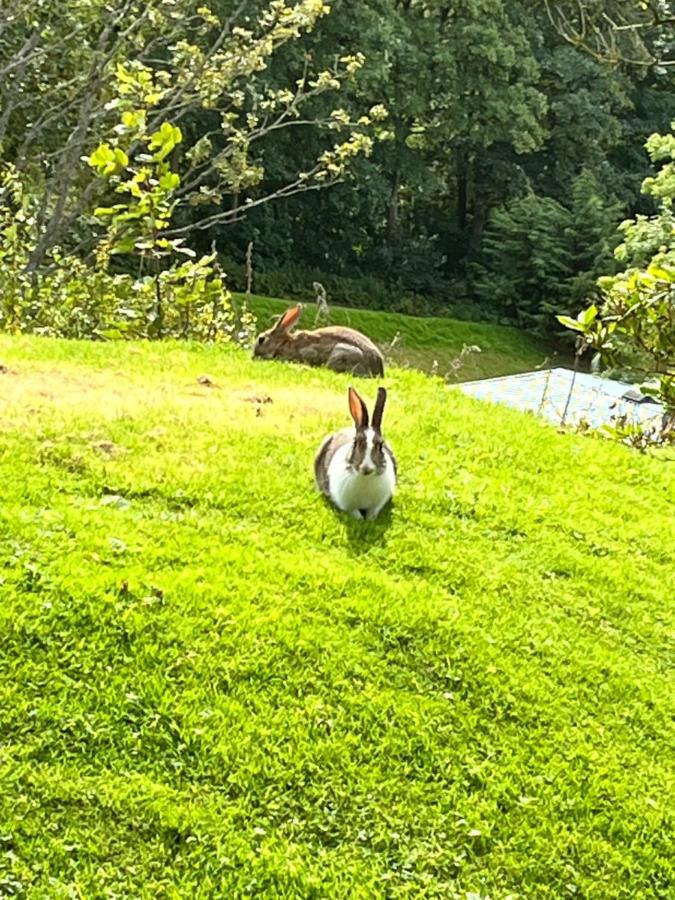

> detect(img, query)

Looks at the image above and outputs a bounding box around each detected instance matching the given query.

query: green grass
[242,293,561,382]
[0,334,673,898]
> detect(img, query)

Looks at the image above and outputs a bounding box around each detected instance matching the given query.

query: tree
[217,0,549,286]
[0,0,379,271]
[196,0,672,318]
[559,124,675,444]
[470,193,573,328]
[566,169,623,308]
[0,0,387,341]
[4,0,675,335]
[470,169,622,332]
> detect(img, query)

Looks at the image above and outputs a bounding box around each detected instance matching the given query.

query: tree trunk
[469,196,489,252]
[387,164,401,243]
[456,147,468,233]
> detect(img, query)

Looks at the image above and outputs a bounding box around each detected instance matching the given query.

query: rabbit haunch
[314,386,397,521]
[253,304,384,377]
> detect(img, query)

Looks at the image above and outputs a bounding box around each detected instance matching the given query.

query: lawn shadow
[342,501,394,556]
[314,486,394,555]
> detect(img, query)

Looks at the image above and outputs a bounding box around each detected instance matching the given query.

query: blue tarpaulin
[457,367,665,431]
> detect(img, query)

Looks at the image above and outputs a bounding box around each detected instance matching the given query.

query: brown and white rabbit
[314,386,397,520]
[253,305,384,377]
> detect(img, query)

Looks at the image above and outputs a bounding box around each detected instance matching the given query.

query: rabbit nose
[361,464,375,476]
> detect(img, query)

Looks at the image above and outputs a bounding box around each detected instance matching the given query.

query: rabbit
[314,386,397,520]
[253,304,385,377]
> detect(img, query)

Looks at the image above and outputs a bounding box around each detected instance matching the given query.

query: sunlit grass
[0,333,672,898]
[243,293,561,381]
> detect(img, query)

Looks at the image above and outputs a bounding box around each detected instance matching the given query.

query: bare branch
[543,0,674,67]
[167,170,335,237]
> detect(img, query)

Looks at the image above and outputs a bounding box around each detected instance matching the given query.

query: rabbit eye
[257,335,266,345]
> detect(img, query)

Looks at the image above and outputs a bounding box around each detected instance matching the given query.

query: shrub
[0,255,256,345]
[558,126,675,446]
[221,257,500,322]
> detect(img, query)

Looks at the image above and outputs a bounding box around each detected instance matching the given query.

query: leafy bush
[0,256,256,345]
[558,125,675,446]
[223,259,429,314]
[0,165,255,344]
[221,257,501,322]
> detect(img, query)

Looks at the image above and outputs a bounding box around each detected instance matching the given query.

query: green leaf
[115,63,135,84]
[578,304,598,327]
[122,110,145,130]
[88,143,128,177]
[556,315,584,332]
[114,148,129,169]
[173,244,196,257]
[109,236,138,254]
[597,276,615,292]
[93,204,126,217]
[159,172,181,191]
[88,144,115,169]
[149,122,183,162]
[646,264,675,282]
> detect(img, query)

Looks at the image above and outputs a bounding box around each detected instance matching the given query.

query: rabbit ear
[275,304,302,332]
[372,387,387,433]
[348,387,369,430]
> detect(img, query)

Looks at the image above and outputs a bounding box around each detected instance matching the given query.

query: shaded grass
[0,334,673,898]
[242,293,562,382]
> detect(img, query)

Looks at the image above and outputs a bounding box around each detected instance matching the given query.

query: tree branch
[167,171,335,236]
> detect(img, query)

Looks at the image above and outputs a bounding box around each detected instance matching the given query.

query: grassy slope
[242,294,559,381]
[0,334,673,899]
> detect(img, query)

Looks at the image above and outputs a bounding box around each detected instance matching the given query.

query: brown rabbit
[252,305,385,377]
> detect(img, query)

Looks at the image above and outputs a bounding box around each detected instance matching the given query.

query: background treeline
[207,0,674,330]
[1,0,673,337]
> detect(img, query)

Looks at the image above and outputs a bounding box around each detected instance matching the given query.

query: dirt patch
[92,440,126,457]
[0,361,346,438]
[1,366,129,408]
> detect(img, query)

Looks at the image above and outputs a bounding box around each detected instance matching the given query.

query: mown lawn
[242,294,559,381]
[0,334,673,899]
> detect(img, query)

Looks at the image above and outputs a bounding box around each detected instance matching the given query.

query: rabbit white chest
[327,438,396,520]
